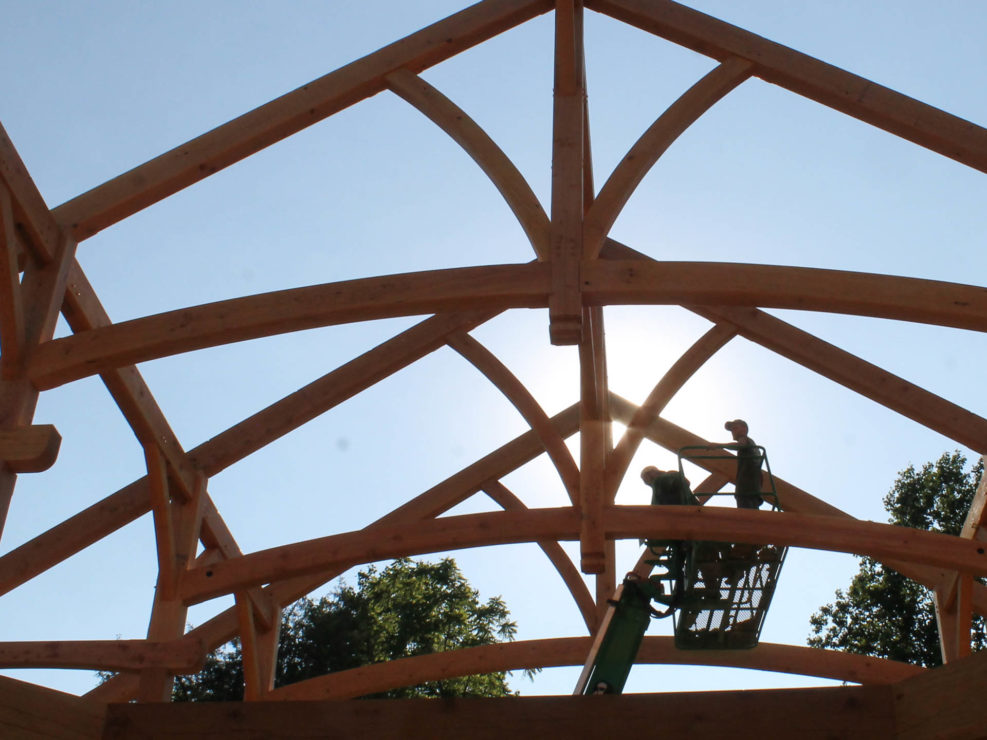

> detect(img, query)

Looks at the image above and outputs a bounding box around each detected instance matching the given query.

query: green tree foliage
[808,452,986,667]
[172,557,521,701]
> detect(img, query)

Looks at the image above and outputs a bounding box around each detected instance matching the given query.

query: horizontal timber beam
[179,506,987,604]
[30,263,551,389]
[0,639,203,673]
[585,0,987,174]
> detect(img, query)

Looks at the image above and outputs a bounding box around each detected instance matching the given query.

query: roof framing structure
[1,1,986,737]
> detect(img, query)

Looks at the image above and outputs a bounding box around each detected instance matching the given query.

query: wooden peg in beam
[0,424,60,473]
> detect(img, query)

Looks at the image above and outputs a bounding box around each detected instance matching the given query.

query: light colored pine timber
[52,0,554,242]
[0,674,105,739]
[0,424,60,473]
[179,506,987,606]
[0,639,202,672]
[585,0,987,174]
[29,263,551,390]
[266,636,918,701]
[385,69,550,259]
[548,0,585,344]
[583,56,753,258]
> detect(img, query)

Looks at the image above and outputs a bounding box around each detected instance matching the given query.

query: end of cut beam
[580,551,606,574]
[0,424,61,473]
[550,314,583,345]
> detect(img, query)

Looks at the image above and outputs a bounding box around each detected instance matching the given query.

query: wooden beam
[582,260,987,333]
[583,57,753,258]
[483,480,597,632]
[102,688,898,739]
[267,636,919,702]
[694,305,987,454]
[448,331,579,502]
[179,505,987,606]
[385,70,550,259]
[579,307,609,575]
[548,0,586,344]
[0,639,202,672]
[192,309,496,476]
[52,0,553,241]
[29,263,550,390]
[0,122,59,262]
[894,649,987,740]
[0,424,60,473]
[0,184,26,374]
[0,674,105,739]
[585,0,987,174]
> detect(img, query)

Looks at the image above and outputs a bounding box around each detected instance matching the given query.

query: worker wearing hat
[723,419,764,509]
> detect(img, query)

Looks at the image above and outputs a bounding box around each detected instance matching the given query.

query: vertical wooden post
[580,306,611,580]
[549,0,586,345]
[0,127,75,538]
[138,451,205,701]
[935,574,973,663]
[237,593,282,700]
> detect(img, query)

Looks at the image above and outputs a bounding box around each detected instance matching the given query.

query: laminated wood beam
[449,331,579,502]
[29,263,551,390]
[548,0,586,344]
[52,0,554,241]
[581,260,987,332]
[385,70,550,259]
[266,636,919,701]
[583,57,753,259]
[483,480,597,631]
[585,0,987,174]
[0,639,202,672]
[179,506,987,606]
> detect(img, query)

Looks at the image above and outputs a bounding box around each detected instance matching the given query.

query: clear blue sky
[1,0,986,697]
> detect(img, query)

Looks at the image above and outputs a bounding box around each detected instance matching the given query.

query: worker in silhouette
[640,466,696,506]
[723,419,764,509]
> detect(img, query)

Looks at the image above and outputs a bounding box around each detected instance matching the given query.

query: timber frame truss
[2,1,987,737]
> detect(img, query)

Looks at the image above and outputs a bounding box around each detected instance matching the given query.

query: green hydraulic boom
[576,445,787,695]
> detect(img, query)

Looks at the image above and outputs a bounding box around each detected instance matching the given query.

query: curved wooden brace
[51,0,554,241]
[607,323,736,497]
[448,331,579,502]
[264,636,920,701]
[179,506,987,605]
[584,0,987,174]
[583,260,987,332]
[583,56,753,259]
[385,69,551,259]
[483,480,597,632]
[30,261,987,391]
[29,263,551,390]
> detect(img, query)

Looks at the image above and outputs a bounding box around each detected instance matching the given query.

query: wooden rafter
[585,0,987,174]
[51,0,555,241]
